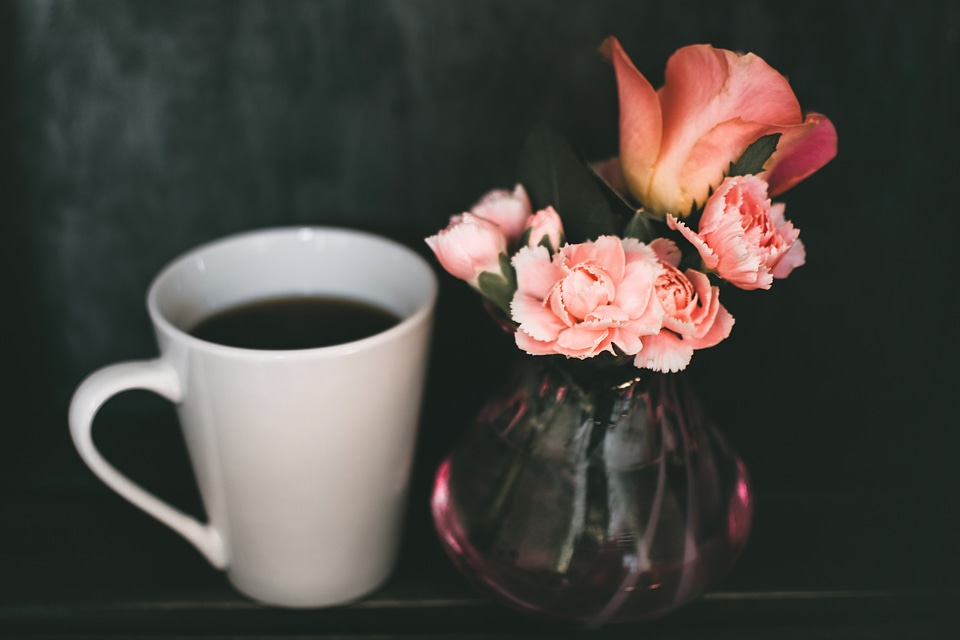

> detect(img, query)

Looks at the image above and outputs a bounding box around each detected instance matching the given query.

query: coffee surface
[189,295,401,350]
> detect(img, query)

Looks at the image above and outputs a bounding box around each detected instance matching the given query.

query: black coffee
[189,295,401,350]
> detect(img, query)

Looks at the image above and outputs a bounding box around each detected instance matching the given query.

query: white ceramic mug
[68,227,437,608]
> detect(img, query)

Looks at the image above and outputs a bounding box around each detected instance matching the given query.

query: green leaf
[517,226,533,250]
[588,162,638,218]
[518,121,617,243]
[677,246,704,273]
[477,271,514,317]
[498,252,516,289]
[477,253,517,317]
[727,133,781,177]
[623,210,656,243]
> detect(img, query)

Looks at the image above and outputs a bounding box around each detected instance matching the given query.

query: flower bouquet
[427,38,837,626]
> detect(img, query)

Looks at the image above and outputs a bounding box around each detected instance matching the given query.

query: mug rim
[146,226,438,359]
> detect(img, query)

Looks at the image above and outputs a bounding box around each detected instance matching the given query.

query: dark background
[1,0,958,630]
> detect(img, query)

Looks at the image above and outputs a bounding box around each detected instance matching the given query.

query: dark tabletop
[2,402,957,639]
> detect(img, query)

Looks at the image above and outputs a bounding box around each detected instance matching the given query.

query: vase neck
[538,355,653,398]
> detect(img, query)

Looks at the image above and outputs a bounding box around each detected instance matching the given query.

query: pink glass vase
[431,357,753,627]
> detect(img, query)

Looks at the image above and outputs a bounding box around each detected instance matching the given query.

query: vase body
[431,358,753,626]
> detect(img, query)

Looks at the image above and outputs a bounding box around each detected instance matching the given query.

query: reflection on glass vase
[431,356,753,627]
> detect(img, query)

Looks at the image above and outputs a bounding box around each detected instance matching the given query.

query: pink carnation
[634,238,735,373]
[425,213,507,288]
[470,184,532,244]
[523,206,564,252]
[668,175,805,290]
[510,236,664,359]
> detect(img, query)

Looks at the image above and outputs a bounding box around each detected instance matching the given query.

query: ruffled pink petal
[766,113,838,196]
[515,327,559,356]
[634,331,694,373]
[694,298,735,349]
[767,202,790,228]
[683,269,731,346]
[610,327,643,356]
[512,245,562,300]
[771,237,806,279]
[547,284,576,328]
[717,233,771,290]
[471,184,533,243]
[556,325,613,358]
[582,304,631,328]
[614,257,660,316]
[590,235,627,284]
[621,237,659,264]
[684,269,720,332]
[524,206,564,252]
[663,314,697,337]
[424,213,506,286]
[667,215,720,270]
[511,294,566,341]
[633,296,667,336]
[562,268,614,320]
[561,241,597,269]
[703,202,772,289]
[650,237,682,267]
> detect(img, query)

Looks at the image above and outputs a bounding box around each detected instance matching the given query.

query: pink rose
[469,184,532,244]
[425,213,507,288]
[634,238,735,373]
[523,206,564,252]
[510,236,664,359]
[668,175,804,290]
[601,37,837,218]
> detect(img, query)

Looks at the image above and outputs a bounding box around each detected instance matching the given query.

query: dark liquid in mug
[189,296,402,350]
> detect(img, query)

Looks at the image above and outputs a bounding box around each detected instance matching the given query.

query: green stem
[552,417,593,574]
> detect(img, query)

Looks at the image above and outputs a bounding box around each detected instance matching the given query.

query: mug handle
[68,359,228,569]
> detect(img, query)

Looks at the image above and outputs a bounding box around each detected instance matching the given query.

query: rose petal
[600,37,662,201]
[766,113,838,197]
[659,45,802,154]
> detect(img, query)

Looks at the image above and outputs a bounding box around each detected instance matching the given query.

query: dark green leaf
[727,133,781,177]
[517,226,533,250]
[498,252,516,288]
[588,162,638,218]
[683,196,707,233]
[477,271,514,317]
[678,247,704,273]
[518,121,616,243]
